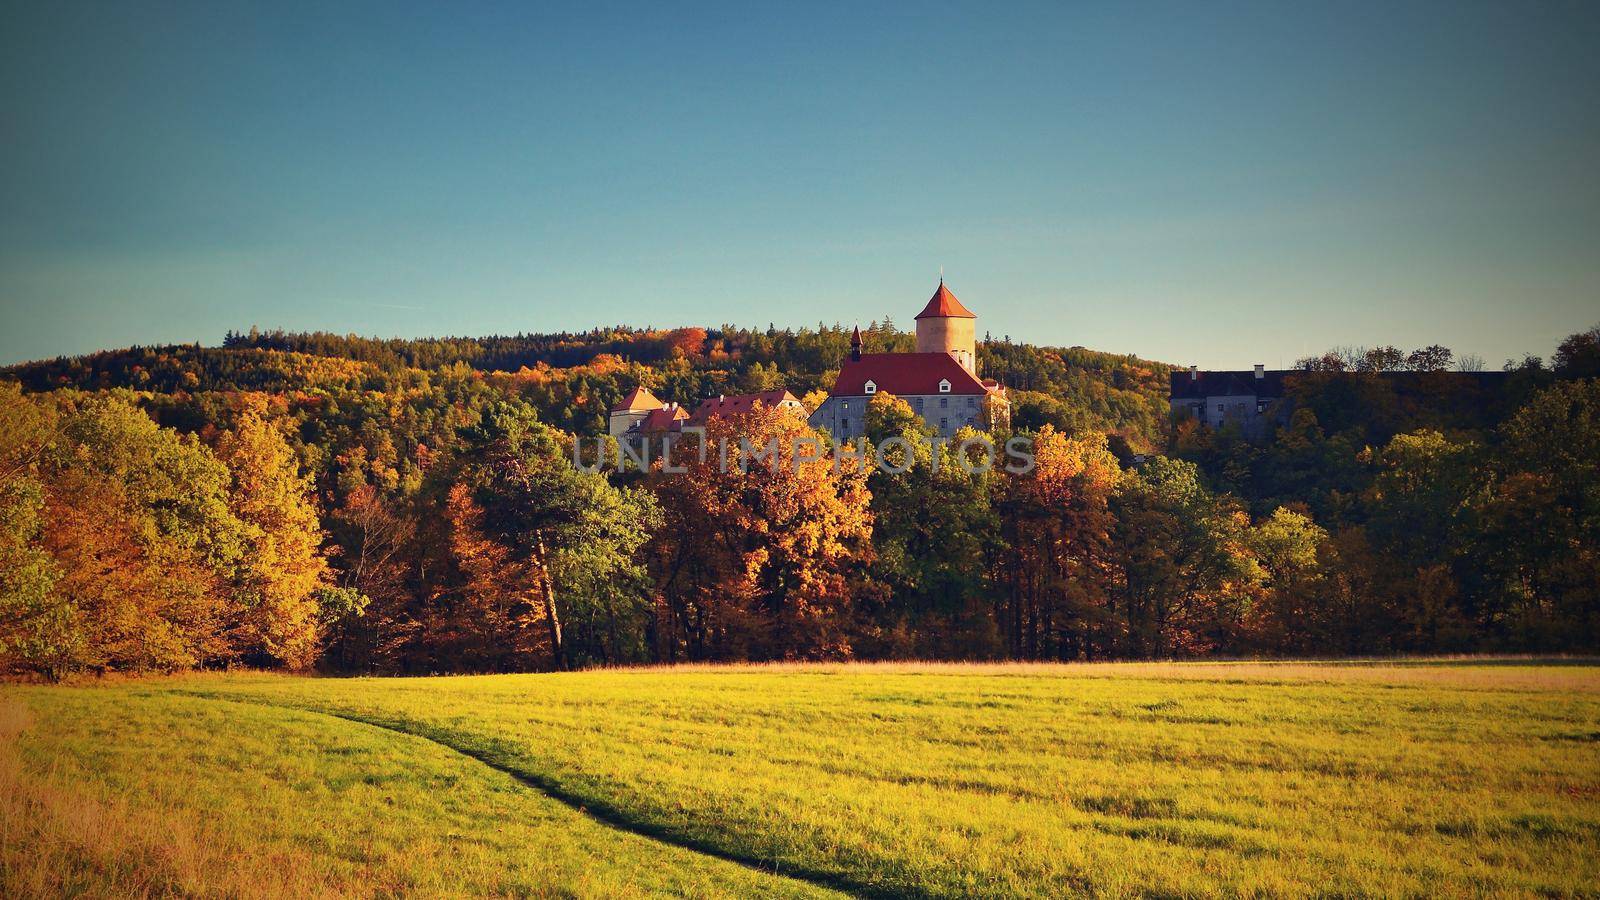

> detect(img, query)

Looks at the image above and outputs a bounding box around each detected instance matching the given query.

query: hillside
[1,325,1595,680]
[1,325,1175,445]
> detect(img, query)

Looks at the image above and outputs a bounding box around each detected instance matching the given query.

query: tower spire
[850,323,863,361]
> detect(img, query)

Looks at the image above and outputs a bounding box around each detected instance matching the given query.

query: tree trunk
[534,536,565,669]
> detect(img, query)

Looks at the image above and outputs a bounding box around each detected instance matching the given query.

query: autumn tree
[460,401,659,669]
[1243,508,1331,653]
[1363,430,1479,649]
[1553,324,1600,378]
[859,394,1000,657]
[650,402,871,661]
[436,482,547,670]
[13,394,250,675]
[0,385,66,677]
[322,483,416,671]
[994,425,1122,659]
[1472,380,1600,648]
[1404,345,1454,372]
[215,409,329,668]
[1112,456,1259,657]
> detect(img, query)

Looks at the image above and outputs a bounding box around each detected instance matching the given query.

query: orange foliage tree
[649,403,872,660]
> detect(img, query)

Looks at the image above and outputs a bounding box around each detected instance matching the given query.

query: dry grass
[0,697,336,898]
[0,690,836,899]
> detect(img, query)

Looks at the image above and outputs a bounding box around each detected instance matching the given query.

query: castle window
[940,397,948,409]
[938,379,951,393]
[914,398,924,412]
[864,380,877,395]
[966,397,976,408]
[940,418,948,431]
[841,419,849,433]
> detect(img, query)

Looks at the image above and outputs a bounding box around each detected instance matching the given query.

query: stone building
[1170,366,1514,437]
[608,386,802,436]
[808,281,1008,440]
[608,386,669,437]
[1168,365,1286,436]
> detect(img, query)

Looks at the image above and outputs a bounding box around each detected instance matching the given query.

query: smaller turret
[608,385,663,437]
[850,324,863,361]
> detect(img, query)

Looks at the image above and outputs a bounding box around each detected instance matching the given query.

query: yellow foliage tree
[216,410,328,669]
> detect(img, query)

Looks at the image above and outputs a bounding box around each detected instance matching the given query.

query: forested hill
[2,324,1175,446]
[2,322,1597,679]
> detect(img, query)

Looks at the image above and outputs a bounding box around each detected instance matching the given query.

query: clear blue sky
[3,0,1597,367]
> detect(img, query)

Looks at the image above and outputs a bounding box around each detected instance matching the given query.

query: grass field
[4,660,1598,898]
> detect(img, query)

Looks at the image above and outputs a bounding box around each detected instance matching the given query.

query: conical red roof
[914,281,976,319]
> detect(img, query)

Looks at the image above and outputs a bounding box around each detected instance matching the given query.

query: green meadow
[4,661,1598,898]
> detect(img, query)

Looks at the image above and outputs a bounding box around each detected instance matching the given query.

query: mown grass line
[174,691,895,900]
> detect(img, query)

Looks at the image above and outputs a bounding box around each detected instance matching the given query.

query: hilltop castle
[607,280,1009,442]
[808,281,1008,440]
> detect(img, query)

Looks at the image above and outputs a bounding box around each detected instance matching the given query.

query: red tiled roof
[914,281,976,320]
[611,386,663,412]
[688,390,801,424]
[631,405,689,432]
[831,352,995,396]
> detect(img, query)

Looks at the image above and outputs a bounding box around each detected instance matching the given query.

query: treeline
[1,325,1595,677]
[12,323,1172,446]
[1155,330,1600,656]
[0,380,658,677]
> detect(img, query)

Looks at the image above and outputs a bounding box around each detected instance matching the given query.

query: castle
[807,281,1008,440]
[607,281,1009,443]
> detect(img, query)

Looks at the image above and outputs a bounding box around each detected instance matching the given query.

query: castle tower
[914,279,977,374]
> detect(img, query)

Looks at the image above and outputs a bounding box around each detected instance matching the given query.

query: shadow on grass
[178,691,910,900]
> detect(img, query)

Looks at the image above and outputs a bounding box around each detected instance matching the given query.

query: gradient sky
[3,1,1598,368]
